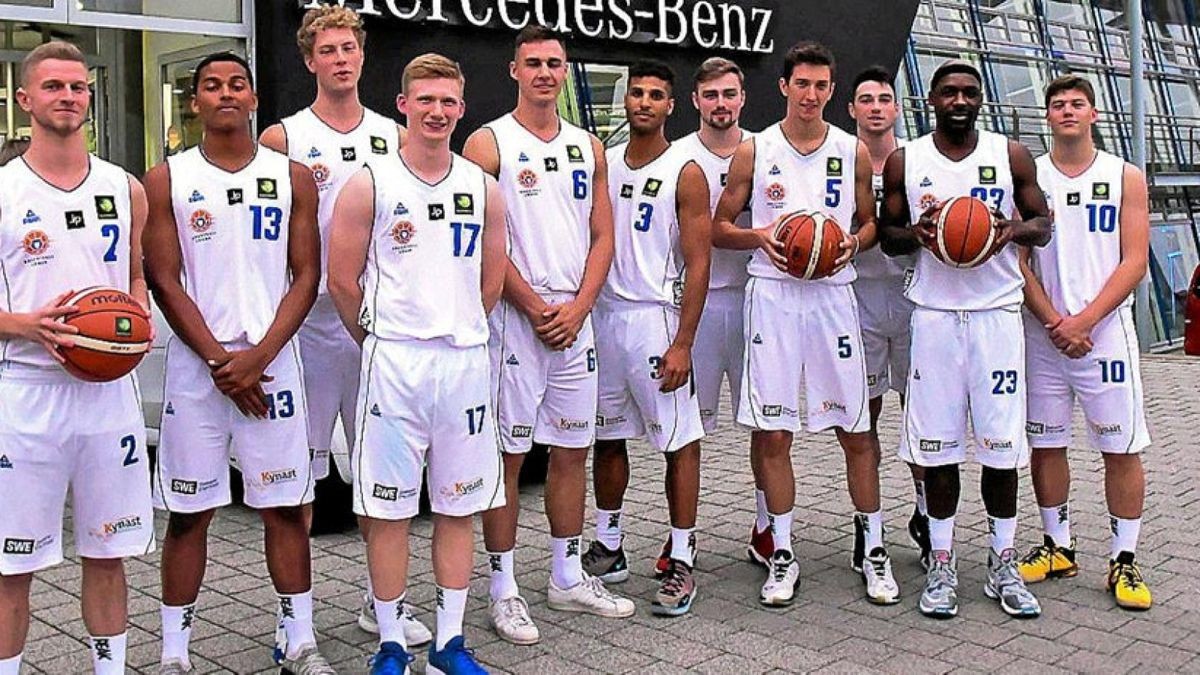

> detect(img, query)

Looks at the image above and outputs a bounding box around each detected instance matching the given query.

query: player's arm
[462,125,551,333]
[481,175,508,314]
[998,140,1052,248]
[835,140,877,270]
[328,167,375,345]
[1018,247,1062,328]
[1049,164,1149,355]
[538,135,615,350]
[661,162,711,393]
[127,175,151,313]
[713,138,785,265]
[259,123,287,154]
[878,148,929,256]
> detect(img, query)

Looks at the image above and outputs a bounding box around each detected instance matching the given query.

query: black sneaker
[907,507,932,571]
[582,540,630,584]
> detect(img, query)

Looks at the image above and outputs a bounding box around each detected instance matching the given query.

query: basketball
[932,196,997,268]
[776,210,846,280]
[57,287,152,382]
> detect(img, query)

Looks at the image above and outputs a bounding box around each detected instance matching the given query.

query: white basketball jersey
[677,131,753,290]
[904,130,1021,310]
[359,155,490,347]
[280,106,400,294]
[747,123,857,285]
[1032,150,1129,315]
[168,146,294,345]
[0,156,132,372]
[485,114,595,294]
[855,140,915,281]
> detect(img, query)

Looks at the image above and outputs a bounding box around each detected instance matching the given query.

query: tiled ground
[21,354,1200,673]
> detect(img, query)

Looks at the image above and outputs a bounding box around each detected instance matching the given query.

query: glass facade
[901,0,1200,348]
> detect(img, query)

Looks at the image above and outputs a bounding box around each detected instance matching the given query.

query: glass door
[150,38,243,167]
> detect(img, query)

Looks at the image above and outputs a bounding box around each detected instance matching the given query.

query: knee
[550,447,587,469]
[1103,453,1143,474]
[0,572,33,597]
[81,557,125,576]
[263,505,307,528]
[837,431,877,457]
[753,431,792,459]
[165,510,213,539]
[594,440,626,458]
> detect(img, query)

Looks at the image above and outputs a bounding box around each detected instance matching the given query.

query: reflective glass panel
[78,0,241,23]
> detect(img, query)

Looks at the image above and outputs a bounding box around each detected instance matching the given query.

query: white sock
[160,603,195,666]
[89,633,126,675]
[486,549,519,601]
[754,489,770,532]
[0,653,21,675]
[279,591,316,658]
[988,516,1017,555]
[374,594,407,648]
[435,586,467,651]
[1040,502,1071,548]
[928,516,954,552]
[669,527,695,566]
[859,510,884,551]
[914,479,928,516]
[551,535,584,589]
[595,508,622,550]
[768,510,793,553]
[1110,515,1142,559]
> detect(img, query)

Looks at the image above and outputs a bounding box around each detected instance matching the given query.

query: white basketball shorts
[0,370,152,574]
[353,336,504,520]
[594,302,704,453]
[299,294,359,480]
[737,278,870,434]
[899,306,1030,469]
[694,286,745,433]
[853,277,914,399]
[154,339,315,513]
[1025,307,1150,454]
[489,293,597,454]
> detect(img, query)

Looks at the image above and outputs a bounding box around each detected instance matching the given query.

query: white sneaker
[862,547,901,605]
[489,595,540,645]
[759,550,801,606]
[358,593,433,647]
[547,574,636,618]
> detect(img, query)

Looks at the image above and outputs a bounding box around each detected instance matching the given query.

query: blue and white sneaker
[427,635,488,674]
[369,641,414,675]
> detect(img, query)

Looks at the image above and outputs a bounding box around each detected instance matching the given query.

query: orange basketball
[777,211,845,280]
[57,287,152,382]
[932,196,996,268]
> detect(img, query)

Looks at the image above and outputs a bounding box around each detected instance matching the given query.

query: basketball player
[0,41,153,675]
[847,65,930,567]
[713,42,899,607]
[580,60,710,617]
[463,26,632,645]
[143,53,333,672]
[259,5,430,650]
[676,58,767,568]
[1017,75,1152,610]
[328,53,505,673]
[879,59,1050,619]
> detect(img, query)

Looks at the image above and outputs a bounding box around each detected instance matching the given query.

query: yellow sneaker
[1018,535,1079,583]
[1108,551,1152,611]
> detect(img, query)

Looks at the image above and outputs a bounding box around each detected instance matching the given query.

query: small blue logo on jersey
[752,333,763,345]
[22,210,40,225]
[505,354,520,366]
[164,402,175,416]
[769,164,781,176]
[518,152,529,162]
[188,190,205,203]
[0,455,12,469]
[307,147,322,159]
[920,176,933,187]
[393,202,409,216]
[370,403,382,417]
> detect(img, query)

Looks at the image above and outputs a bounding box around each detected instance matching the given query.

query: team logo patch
[979,166,997,185]
[566,144,584,162]
[306,146,321,159]
[95,195,118,220]
[370,136,389,154]
[64,211,85,230]
[188,190,205,203]
[429,204,446,220]
[1092,182,1110,200]
[189,209,215,234]
[642,178,662,197]
[826,157,843,177]
[769,164,782,176]
[544,157,559,172]
[518,152,530,162]
[1067,192,1081,206]
[517,168,539,190]
[115,317,133,337]
[311,163,331,187]
[919,176,933,188]
[227,189,244,205]
[620,184,634,199]
[765,182,787,203]
[918,193,939,211]
[257,178,278,199]
[393,202,409,216]
[21,209,40,225]
[341,147,357,162]
[389,220,416,250]
[453,193,474,215]
[22,230,51,256]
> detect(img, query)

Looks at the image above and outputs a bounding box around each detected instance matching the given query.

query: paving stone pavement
[21,354,1200,674]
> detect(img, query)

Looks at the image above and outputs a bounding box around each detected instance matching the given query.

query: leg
[1104,453,1146,543]
[546,448,587,538]
[924,464,960,549]
[161,510,215,606]
[368,518,411,603]
[482,453,527,612]
[81,557,129,674]
[0,574,32,660]
[838,429,881,513]
[665,441,700,531]
[261,506,312,594]
[593,439,630,512]
[431,515,473,654]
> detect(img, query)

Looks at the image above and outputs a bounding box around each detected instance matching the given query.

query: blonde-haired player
[0,41,153,675]
[329,53,506,673]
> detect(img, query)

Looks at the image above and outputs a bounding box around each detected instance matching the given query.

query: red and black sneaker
[654,532,698,577]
